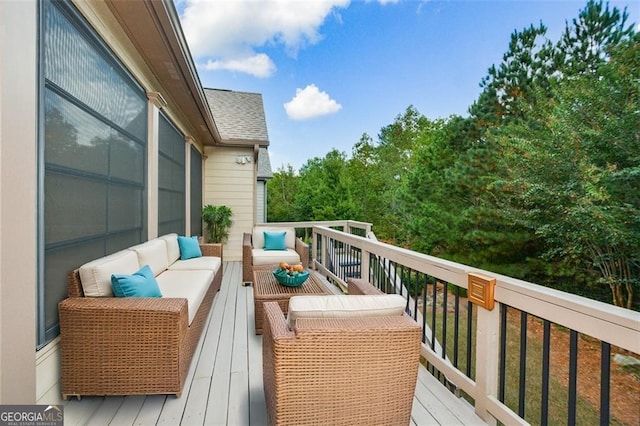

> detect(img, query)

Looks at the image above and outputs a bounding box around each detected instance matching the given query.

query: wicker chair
[262,290,422,426]
[242,227,309,284]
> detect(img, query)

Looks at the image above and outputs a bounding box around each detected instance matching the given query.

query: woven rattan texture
[242,232,310,283]
[262,301,422,426]
[347,278,384,295]
[59,245,222,398]
[253,270,329,334]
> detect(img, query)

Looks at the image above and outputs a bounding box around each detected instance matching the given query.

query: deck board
[110,395,145,425]
[60,261,485,425]
[133,395,164,425]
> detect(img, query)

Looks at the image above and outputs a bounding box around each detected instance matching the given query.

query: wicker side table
[253,269,330,334]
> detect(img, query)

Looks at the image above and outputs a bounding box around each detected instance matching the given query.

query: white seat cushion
[288,294,406,329]
[79,250,141,297]
[168,256,221,274]
[129,239,169,277]
[252,226,296,250]
[252,248,300,266]
[156,270,213,325]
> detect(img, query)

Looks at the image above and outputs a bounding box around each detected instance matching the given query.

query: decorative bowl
[272,268,309,287]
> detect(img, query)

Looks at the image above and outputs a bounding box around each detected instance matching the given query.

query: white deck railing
[262,221,640,424]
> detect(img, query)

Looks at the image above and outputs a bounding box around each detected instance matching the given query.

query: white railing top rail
[257,220,372,231]
[312,225,640,354]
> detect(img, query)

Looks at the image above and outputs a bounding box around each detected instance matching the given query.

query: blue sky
[175,0,639,172]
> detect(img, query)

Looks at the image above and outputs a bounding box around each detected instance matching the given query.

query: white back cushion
[159,233,180,264]
[168,256,222,274]
[288,294,406,329]
[252,226,296,250]
[129,239,169,276]
[79,250,140,297]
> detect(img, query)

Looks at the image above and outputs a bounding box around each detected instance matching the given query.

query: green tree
[294,150,359,221]
[364,106,434,241]
[496,34,640,308]
[471,22,557,124]
[267,165,299,222]
[557,0,635,75]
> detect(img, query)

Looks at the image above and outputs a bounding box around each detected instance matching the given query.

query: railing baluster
[466,300,473,378]
[413,270,419,321]
[340,241,344,280]
[441,281,448,359]
[600,341,611,426]
[568,329,578,425]
[422,274,428,345]
[541,319,551,426]
[499,304,507,402]
[519,311,528,418]
[454,286,460,368]
[431,278,437,353]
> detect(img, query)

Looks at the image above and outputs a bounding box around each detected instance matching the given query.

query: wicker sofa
[262,278,422,426]
[58,233,223,399]
[242,226,309,284]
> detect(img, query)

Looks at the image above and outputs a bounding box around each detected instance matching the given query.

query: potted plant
[202,204,233,244]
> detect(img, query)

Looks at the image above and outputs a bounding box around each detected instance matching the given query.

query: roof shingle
[204,88,269,146]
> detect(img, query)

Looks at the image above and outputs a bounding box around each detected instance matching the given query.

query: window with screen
[158,113,186,236]
[40,1,147,346]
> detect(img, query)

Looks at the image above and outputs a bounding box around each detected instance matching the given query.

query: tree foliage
[266,1,639,309]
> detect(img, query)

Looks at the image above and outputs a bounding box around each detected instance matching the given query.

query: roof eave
[104,0,222,145]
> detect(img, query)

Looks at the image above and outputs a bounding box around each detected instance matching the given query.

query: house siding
[204,146,255,261]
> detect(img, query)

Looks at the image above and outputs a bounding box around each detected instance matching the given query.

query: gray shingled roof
[257,148,273,180]
[204,88,269,146]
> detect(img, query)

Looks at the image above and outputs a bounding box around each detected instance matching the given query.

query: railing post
[474,300,500,425]
[312,227,317,269]
[320,233,328,269]
[361,248,370,282]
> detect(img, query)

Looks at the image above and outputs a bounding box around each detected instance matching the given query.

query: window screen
[40,1,147,346]
[190,146,203,237]
[158,113,185,236]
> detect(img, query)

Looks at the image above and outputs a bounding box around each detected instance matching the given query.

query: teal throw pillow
[111,265,162,297]
[264,231,287,250]
[178,236,202,260]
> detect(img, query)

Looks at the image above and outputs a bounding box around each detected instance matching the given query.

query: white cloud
[180,0,350,76]
[284,84,342,120]
[203,54,276,78]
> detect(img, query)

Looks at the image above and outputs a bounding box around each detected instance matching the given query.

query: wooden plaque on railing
[468,273,496,310]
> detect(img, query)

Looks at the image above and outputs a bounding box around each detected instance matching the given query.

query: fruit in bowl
[273,262,309,287]
[278,262,304,275]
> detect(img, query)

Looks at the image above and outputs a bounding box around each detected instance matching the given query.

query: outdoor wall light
[235,155,253,165]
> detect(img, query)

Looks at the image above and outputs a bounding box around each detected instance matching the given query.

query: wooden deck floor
[60,261,485,425]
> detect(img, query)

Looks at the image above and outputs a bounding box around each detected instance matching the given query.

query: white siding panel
[204,146,255,261]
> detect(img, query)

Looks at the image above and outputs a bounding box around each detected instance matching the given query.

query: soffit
[104,0,220,146]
